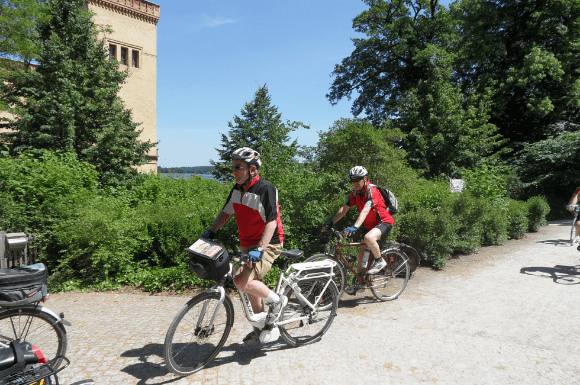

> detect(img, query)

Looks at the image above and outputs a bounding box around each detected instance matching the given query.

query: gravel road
[45,220,580,384]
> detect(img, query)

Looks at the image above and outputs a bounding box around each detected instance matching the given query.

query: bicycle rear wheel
[571,214,579,246]
[278,278,338,347]
[0,307,67,369]
[369,248,410,301]
[163,291,234,376]
[303,254,346,300]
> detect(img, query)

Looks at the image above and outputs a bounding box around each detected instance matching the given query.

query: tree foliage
[392,45,505,177]
[0,0,48,62]
[328,0,505,177]
[327,0,454,123]
[0,0,155,187]
[211,84,307,181]
[455,0,580,146]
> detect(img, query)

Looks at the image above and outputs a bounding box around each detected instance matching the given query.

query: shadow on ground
[520,264,580,285]
[120,339,291,384]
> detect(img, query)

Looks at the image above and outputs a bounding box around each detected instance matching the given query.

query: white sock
[265,291,280,304]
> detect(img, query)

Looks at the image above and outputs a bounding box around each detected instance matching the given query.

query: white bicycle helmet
[231,147,262,168]
[349,166,368,180]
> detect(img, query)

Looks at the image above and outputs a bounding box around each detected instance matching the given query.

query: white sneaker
[266,295,287,324]
[367,258,387,274]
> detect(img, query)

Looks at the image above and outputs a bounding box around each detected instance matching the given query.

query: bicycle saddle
[280,249,304,260]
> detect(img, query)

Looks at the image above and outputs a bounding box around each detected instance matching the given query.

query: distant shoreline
[160,173,214,180]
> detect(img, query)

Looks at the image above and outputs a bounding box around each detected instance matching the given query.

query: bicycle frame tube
[334,241,367,282]
[274,275,333,326]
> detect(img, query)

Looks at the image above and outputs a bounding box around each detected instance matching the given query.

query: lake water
[161,173,214,180]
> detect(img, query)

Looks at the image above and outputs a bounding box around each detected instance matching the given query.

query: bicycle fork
[195,287,227,339]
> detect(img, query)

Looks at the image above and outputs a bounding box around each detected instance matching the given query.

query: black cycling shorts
[375,222,393,237]
[362,222,392,238]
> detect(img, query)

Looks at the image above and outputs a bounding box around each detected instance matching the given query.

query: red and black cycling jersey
[222,174,284,247]
[574,187,580,196]
[346,180,394,229]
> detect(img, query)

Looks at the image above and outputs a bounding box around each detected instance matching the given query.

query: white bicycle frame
[202,259,336,330]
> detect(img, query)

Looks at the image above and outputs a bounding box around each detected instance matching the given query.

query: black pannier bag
[0,263,48,306]
[187,238,230,282]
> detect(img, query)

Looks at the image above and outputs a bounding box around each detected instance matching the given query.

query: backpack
[370,184,398,215]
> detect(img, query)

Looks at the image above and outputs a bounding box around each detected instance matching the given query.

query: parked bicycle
[163,238,339,376]
[568,204,580,246]
[0,263,71,385]
[304,228,410,302]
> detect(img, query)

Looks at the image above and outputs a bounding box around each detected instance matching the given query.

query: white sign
[450,179,465,193]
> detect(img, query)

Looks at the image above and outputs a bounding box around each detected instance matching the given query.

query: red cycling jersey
[346,181,394,229]
[222,174,284,247]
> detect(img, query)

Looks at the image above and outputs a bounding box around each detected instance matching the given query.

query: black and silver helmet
[231,147,262,168]
[349,166,368,180]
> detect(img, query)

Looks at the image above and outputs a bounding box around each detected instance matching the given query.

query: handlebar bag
[0,263,48,306]
[187,239,230,282]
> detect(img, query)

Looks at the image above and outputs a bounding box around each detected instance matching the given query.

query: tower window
[120,47,128,65]
[132,50,139,68]
[109,44,116,61]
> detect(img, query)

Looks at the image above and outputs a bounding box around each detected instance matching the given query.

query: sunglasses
[350,177,364,183]
[231,165,247,172]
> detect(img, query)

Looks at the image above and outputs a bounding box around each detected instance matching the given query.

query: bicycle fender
[11,305,71,330]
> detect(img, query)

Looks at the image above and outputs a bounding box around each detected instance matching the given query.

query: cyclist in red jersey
[201,147,286,343]
[567,186,580,250]
[321,166,394,295]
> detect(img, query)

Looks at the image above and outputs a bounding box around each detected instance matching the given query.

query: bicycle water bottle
[361,248,371,268]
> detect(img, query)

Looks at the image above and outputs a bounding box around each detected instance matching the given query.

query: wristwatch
[256,246,265,254]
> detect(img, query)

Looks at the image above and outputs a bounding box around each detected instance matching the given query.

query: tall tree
[316,118,418,194]
[328,0,503,177]
[456,0,580,146]
[394,45,506,177]
[211,84,307,181]
[327,0,454,124]
[0,0,155,187]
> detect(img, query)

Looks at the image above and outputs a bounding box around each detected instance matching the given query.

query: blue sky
[156,1,451,167]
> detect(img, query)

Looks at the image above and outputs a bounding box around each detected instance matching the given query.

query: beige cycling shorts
[240,243,283,280]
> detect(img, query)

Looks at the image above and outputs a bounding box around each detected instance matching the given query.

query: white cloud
[192,14,237,31]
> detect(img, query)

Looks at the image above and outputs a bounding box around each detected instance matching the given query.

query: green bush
[449,192,484,254]
[462,164,509,200]
[506,199,529,239]
[398,207,459,269]
[50,195,152,282]
[0,148,553,291]
[479,200,509,245]
[526,196,550,232]
[0,151,99,234]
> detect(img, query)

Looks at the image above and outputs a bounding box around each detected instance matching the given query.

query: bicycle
[303,228,410,302]
[0,263,71,385]
[163,239,339,376]
[569,204,580,246]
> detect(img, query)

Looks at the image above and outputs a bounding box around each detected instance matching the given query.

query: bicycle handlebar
[324,227,345,242]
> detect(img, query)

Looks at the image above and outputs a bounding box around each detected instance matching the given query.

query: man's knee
[234,268,252,291]
[364,231,381,244]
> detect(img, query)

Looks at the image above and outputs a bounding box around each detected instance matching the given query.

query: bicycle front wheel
[303,254,346,300]
[0,307,67,369]
[571,215,579,246]
[163,291,234,376]
[370,248,410,301]
[278,278,338,347]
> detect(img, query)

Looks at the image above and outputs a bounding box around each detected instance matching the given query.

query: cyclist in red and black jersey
[202,147,286,343]
[321,166,394,295]
[567,186,580,250]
